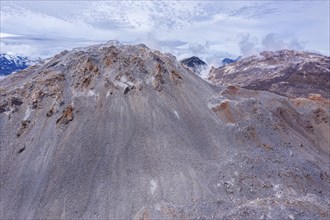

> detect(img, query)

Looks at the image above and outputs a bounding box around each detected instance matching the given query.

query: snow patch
[113,80,128,89]
[155,204,161,211]
[72,89,97,98]
[150,179,157,195]
[87,90,96,97]
[273,184,283,198]
[23,107,31,120]
[174,110,180,119]
[106,90,112,98]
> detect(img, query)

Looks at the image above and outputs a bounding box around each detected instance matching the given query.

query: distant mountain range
[180,56,207,74]
[0,53,37,76]
[222,56,241,65]
[209,49,330,98]
[180,56,242,75]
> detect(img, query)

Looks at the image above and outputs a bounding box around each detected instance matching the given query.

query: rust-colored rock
[56,105,74,124]
[212,101,235,123]
[170,70,182,84]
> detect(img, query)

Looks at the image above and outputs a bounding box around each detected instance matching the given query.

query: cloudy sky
[0,0,329,64]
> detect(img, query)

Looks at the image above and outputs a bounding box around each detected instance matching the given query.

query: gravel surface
[1,43,329,219]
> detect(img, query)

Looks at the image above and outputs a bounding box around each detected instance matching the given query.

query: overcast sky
[0,0,329,64]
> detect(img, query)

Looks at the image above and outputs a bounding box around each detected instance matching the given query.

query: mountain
[222,56,241,65]
[0,53,37,76]
[209,50,330,98]
[0,43,329,219]
[180,56,207,74]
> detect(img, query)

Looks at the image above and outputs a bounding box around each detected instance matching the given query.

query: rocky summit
[209,50,330,98]
[180,56,207,74]
[0,43,329,219]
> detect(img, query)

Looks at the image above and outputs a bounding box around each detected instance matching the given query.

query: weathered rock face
[0,43,329,219]
[209,50,330,98]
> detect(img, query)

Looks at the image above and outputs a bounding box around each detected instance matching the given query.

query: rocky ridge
[0,43,329,219]
[209,50,330,98]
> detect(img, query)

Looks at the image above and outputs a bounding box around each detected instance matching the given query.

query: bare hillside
[0,44,329,219]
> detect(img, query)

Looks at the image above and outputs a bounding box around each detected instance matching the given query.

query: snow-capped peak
[0,53,39,76]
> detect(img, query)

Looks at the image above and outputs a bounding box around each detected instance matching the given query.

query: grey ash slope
[0,43,329,219]
[209,50,330,98]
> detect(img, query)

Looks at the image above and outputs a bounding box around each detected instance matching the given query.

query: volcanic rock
[0,44,329,219]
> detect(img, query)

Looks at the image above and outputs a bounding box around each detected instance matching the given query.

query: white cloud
[238,33,306,57]
[262,33,305,51]
[0,0,329,60]
[0,42,37,57]
[239,34,259,56]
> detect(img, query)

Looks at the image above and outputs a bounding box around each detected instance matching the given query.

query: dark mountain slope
[180,56,207,74]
